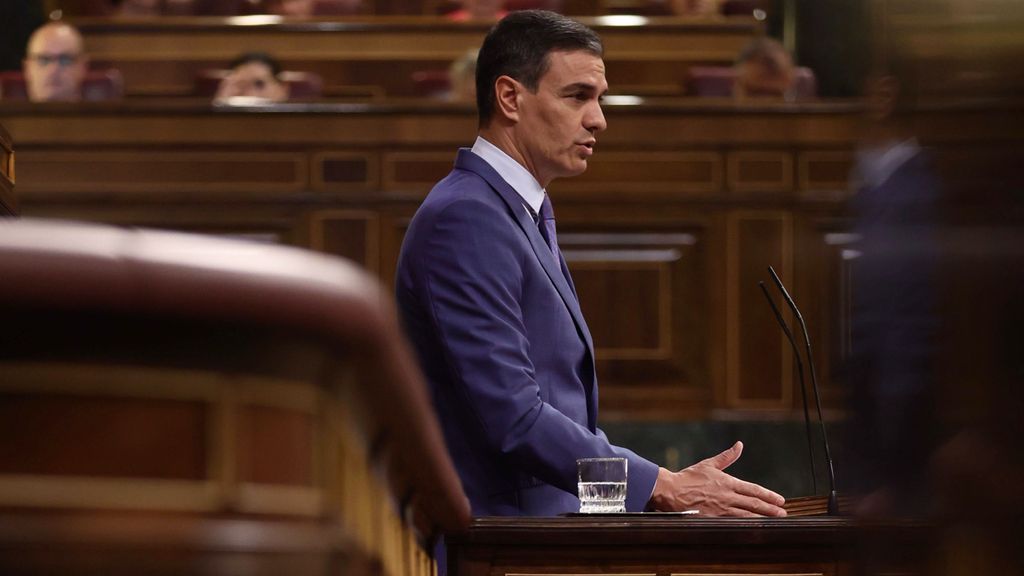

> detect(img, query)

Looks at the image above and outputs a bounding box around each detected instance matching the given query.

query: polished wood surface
[72,16,762,97]
[0,123,14,216]
[0,219,471,575]
[447,516,930,576]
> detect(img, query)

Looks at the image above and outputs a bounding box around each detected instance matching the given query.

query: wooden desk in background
[0,98,861,423]
[74,16,762,98]
[3,99,1010,422]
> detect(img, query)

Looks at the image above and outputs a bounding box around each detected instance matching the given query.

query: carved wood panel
[725,211,794,410]
[14,151,308,194]
[561,229,710,420]
[308,210,381,272]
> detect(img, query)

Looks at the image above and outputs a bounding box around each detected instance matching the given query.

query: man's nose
[585,102,607,133]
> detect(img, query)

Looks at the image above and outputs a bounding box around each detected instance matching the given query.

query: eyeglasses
[27,53,81,67]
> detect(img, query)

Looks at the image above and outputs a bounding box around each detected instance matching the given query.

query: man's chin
[568,159,589,175]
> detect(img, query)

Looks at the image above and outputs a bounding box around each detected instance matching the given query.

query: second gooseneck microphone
[764,265,838,516]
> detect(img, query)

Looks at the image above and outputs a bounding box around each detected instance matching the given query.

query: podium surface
[448,516,927,576]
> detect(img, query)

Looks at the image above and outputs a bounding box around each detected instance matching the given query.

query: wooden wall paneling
[378,211,415,290]
[13,150,309,195]
[706,212,729,412]
[812,224,860,409]
[307,210,382,272]
[553,151,723,196]
[725,211,794,410]
[15,202,304,250]
[799,150,854,193]
[0,101,869,422]
[561,229,710,420]
[383,151,456,191]
[312,150,379,192]
[727,150,793,193]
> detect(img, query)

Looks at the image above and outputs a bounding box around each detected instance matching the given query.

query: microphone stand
[759,281,817,495]
[767,266,839,515]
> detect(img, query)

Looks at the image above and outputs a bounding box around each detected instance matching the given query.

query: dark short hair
[475,10,603,127]
[227,51,283,77]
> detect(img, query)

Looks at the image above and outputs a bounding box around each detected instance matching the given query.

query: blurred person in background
[214,52,289,104]
[733,37,795,99]
[844,47,941,519]
[447,49,478,103]
[265,0,315,16]
[844,0,1024,568]
[22,21,89,102]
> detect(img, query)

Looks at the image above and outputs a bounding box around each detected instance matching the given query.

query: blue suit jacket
[396,149,659,516]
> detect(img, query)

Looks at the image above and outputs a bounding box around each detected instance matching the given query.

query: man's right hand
[648,441,787,517]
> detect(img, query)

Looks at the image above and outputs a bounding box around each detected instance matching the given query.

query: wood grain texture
[0,101,872,420]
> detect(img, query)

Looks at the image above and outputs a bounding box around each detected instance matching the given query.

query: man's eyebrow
[559,82,606,94]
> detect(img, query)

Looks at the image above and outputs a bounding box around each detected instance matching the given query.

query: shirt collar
[471,136,545,218]
[855,138,921,189]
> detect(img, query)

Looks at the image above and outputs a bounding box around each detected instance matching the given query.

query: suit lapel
[454,149,595,356]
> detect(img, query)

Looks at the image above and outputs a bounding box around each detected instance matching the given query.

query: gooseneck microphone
[759,281,817,495]
[766,266,838,516]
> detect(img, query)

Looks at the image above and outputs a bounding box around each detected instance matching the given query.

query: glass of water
[577,457,627,513]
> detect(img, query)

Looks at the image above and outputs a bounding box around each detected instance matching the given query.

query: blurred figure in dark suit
[845,55,942,516]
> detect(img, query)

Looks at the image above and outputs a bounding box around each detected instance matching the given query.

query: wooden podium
[447,515,929,576]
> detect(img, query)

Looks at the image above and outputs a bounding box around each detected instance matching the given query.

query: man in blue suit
[396,10,786,518]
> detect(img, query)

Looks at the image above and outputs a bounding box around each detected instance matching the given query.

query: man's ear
[493,75,521,123]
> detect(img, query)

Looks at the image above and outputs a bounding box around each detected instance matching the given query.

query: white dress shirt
[471,136,545,220]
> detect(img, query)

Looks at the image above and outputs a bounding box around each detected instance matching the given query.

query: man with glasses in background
[23,21,88,102]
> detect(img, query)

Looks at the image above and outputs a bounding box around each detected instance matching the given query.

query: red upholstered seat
[0,69,124,101]
[411,70,452,98]
[683,66,736,97]
[684,65,818,99]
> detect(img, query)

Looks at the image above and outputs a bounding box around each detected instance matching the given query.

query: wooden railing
[73,16,763,98]
[0,218,471,575]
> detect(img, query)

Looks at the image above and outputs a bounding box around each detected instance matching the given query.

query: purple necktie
[538,194,559,260]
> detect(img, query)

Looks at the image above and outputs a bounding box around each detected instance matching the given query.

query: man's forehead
[544,50,606,83]
[31,26,83,53]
